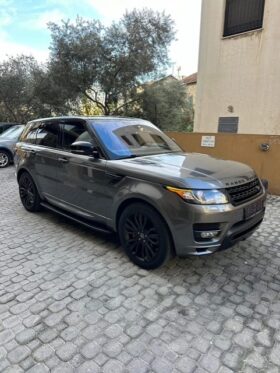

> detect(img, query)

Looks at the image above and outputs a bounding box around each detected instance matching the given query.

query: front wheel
[19,172,41,212]
[118,203,172,269]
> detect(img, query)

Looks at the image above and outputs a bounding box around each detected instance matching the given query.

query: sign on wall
[201,135,216,147]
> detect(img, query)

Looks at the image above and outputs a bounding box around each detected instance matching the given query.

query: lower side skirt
[41,202,112,235]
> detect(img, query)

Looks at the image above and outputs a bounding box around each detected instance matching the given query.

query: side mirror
[70,141,99,158]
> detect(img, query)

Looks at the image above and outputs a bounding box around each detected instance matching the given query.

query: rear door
[16,121,41,172]
[55,120,111,223]
[33,120,61,202]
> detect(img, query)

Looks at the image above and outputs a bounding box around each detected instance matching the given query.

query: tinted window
[90,120,181,160]
[36,122,59,148]
[224,0,265,37]
[61,122,92,150]
[0,125,25,140]
[21,122,41,144]
[0,124,10,134]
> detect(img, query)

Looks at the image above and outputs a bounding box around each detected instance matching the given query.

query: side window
[61,122,92,151]
[21,122,40,144]
[36,121,60,148]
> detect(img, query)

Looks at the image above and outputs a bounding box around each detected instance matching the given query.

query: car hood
[110,152,257,189]
[0,139,14,146]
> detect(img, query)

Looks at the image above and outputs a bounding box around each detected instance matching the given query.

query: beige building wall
[186,83,197,107]
[195,0,280,135]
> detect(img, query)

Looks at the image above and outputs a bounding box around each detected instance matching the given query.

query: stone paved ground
[1,167,280,373]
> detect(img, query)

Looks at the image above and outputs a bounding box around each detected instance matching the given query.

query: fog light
[200,231,219,239]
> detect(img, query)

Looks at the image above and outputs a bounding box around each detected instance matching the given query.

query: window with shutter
[218,117,239,133]
[224,0,265,37]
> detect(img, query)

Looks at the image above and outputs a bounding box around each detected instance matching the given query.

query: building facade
[194,0,280,135]
[182,73,197,108]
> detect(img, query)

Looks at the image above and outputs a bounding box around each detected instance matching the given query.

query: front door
[55,120,112,224]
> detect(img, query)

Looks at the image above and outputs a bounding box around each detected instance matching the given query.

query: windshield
[0,125,24,140]
[90,119,181,160]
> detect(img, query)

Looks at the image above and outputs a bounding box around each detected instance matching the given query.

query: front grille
[226,178,262,206]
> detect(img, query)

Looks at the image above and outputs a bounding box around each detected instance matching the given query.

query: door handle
[58,157,69,163]
[22,147,35,154]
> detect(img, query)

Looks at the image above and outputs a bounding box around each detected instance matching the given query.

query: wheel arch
[17,167,43,199]
[17,167,31,182]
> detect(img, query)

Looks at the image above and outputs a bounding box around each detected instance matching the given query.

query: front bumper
[170,191,266,257]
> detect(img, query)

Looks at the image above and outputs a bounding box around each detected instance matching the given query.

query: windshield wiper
[157,144,170,150]
[119,154,139,159]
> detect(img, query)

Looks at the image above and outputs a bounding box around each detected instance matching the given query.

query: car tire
[118,202,172,269]
[0,150,11,168]
[19,172,41,212]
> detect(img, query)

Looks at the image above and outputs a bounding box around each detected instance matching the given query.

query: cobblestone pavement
[1,167,280,373]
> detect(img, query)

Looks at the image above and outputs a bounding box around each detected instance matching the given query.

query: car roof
[0,122,21,126]
[1,124,24,129]
[28,116,148,124]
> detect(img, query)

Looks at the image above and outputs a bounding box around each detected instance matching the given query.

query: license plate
[244,200,263,220]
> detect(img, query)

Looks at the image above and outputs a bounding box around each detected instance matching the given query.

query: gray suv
[15,117,266,269]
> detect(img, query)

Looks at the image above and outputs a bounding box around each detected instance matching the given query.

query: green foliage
[47,9,175,115]
[32,68,80,116]
[125,78,194,132]
[0,55,79,123]
[0,55,50,123]
[0,9,178,122]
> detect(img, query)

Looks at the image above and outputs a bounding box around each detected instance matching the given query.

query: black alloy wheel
[118,202,172,269]
[19,172,41,212]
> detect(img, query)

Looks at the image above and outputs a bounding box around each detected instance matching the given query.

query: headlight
[166,186,228,205]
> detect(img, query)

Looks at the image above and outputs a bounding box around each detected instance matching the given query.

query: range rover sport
[15,117,267,269]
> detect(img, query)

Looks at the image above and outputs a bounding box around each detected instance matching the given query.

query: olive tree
[0,55,50,123]
[124,78,194,132]
[47,9,175,115]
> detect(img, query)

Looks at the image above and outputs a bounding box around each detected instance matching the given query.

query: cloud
[87,0,201,76]
[0,31,49,62]
[23,9,65,30]
[0,5,61,61]
[0,0,16,27]
[0,0,201,74]
[47,0,77,7]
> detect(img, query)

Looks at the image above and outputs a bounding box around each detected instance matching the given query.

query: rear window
[36,122,60,148]
[20,122,41,144]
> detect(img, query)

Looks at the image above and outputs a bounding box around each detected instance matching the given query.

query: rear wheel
[0,150,11,168]
[19,172,41,212]
[118,203,172,269]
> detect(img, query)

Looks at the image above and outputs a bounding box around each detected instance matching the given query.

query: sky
[0,0,202,77]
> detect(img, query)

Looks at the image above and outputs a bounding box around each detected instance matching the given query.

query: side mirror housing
[70,141,99,158]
